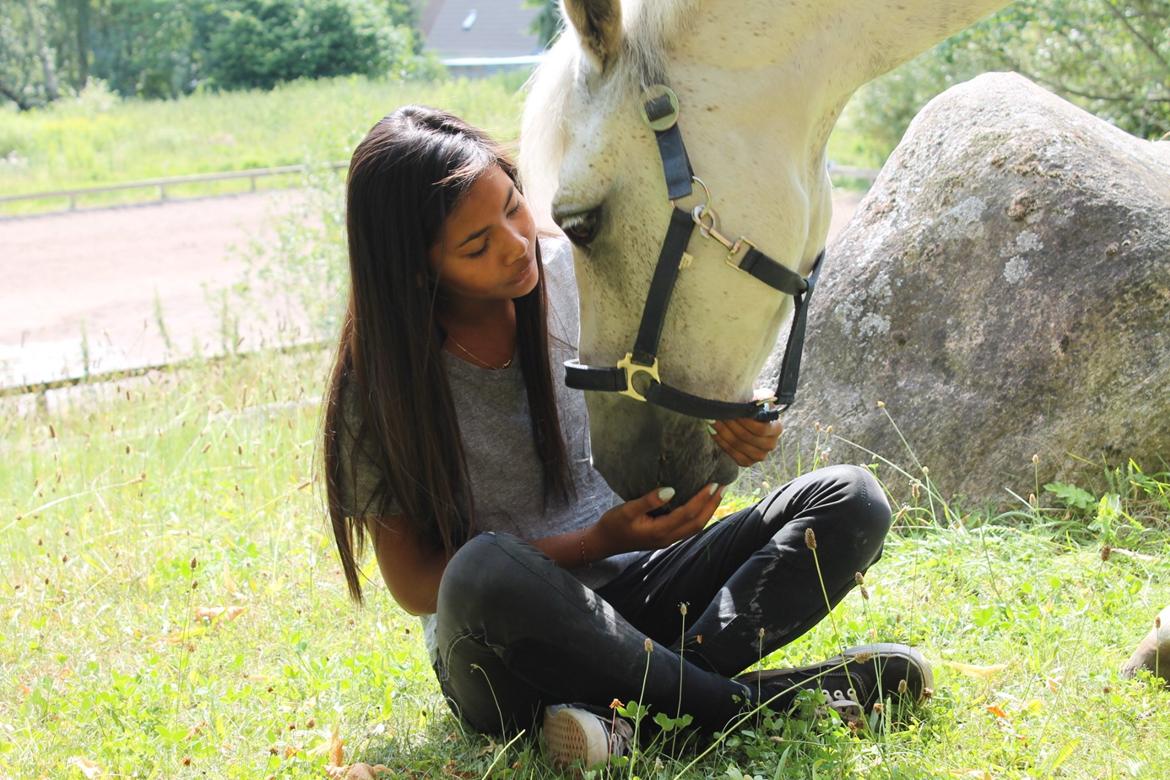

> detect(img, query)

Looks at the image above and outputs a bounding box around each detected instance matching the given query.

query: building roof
[421,0,544,60]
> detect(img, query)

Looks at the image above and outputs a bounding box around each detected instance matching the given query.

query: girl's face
[429,165,539,306]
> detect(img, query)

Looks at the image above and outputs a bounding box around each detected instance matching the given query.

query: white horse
[521,0,1011,501]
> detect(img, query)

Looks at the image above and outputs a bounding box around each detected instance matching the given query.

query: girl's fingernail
[717,484,727,497]
[657,487,676,502]
[706,424,717,435]
[707,483,718,496]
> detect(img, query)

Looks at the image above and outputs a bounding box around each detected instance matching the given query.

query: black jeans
[432,465,891,737]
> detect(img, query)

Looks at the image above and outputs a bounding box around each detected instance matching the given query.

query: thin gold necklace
[446,334,513,370]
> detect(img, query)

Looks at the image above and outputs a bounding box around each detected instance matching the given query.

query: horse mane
[520,0,699,224]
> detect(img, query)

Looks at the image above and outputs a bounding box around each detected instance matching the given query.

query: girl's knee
[825,464,889,517]
[437,532,523,617]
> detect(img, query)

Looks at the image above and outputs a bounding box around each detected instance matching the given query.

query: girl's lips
[510,254,537,283]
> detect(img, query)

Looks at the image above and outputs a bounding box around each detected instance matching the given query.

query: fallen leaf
[67,756,103,778]
[943,660,1009,680]
[329,725,345,767]
[325,764,390,780]
[986,705,1009,720]
[441,758,476,778]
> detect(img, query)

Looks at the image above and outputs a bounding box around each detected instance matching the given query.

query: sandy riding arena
[0,189,860,389]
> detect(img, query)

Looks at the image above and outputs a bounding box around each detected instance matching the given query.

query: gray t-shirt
[338,236,638,662]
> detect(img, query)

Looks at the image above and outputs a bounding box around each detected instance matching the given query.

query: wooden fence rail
[0,162,348,216]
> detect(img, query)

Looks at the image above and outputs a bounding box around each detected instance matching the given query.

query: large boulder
[777,72,1170,507]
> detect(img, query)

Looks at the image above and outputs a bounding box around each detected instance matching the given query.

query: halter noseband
[563,84,824,422]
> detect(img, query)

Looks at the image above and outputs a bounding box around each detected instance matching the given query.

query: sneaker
[542,704,633,768]
[735,643,933,725]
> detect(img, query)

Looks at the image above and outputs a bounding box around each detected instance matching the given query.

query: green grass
[0,71,883,215]
[0,75,528,207]
[3,348,1169,777]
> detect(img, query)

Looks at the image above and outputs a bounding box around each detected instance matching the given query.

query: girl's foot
[542,704,633,768]
[735,643,934,725]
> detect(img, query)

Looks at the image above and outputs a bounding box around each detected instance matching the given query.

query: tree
[0,0,427,108]
[204,0,406,90]
[525,0,561,49]
[88,0,196,98]
[848,0,1170,160]
[0,0,60,109]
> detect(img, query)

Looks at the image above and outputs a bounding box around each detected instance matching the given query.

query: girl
[323,105,931,769]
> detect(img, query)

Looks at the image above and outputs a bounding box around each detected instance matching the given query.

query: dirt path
[0,191,306,387]
[0,189,862,389]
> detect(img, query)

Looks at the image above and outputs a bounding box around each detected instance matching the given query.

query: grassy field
[0,75,529,211]
[0,73,883,214]
[3,348,1169,778]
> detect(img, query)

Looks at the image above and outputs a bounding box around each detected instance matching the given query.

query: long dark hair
[323,105,573,603]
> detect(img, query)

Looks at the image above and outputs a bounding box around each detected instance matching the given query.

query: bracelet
[579,536,591,567]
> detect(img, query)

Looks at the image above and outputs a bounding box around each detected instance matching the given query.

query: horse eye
[555,207,602,248]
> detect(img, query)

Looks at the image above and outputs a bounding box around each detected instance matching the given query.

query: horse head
[521,0,1010,502]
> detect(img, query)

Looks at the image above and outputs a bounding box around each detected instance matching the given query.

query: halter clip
[692,204,756,267]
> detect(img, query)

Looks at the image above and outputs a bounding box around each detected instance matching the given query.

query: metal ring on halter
[691,203,743,254]
[672,175,713,211]
[692,203,719,235]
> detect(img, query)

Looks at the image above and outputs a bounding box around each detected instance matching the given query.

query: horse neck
[643,0,1010,257]
[664,0,1013,121]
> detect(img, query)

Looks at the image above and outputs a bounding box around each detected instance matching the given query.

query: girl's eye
[467,243,488,258]
[507,202,522,217]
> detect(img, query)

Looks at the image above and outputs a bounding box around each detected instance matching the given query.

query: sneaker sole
[829,643,934,702]
[543,706,610,768]
[743,643,934,704]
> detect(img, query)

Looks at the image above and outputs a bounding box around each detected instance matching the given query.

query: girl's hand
[591,484,725,557]
[709,416,783,467]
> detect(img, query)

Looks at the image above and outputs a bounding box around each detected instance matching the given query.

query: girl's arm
[368,485,724,615]
[367,514,602,615]
[367,514,449,616]
[365,512,610,614]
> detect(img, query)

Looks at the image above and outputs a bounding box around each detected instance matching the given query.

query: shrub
[205,0,409,91]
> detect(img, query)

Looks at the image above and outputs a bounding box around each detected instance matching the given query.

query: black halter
[563,84,824,422]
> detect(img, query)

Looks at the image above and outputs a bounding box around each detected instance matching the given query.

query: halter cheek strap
[563,84,826,422]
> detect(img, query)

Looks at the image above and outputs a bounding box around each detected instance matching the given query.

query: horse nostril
[556,207,602,248]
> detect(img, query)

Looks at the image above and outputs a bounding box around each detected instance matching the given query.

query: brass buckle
[616,353,660,403]
[724,237,756,271]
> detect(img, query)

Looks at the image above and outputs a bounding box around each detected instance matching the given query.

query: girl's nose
[504,226,530,263]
